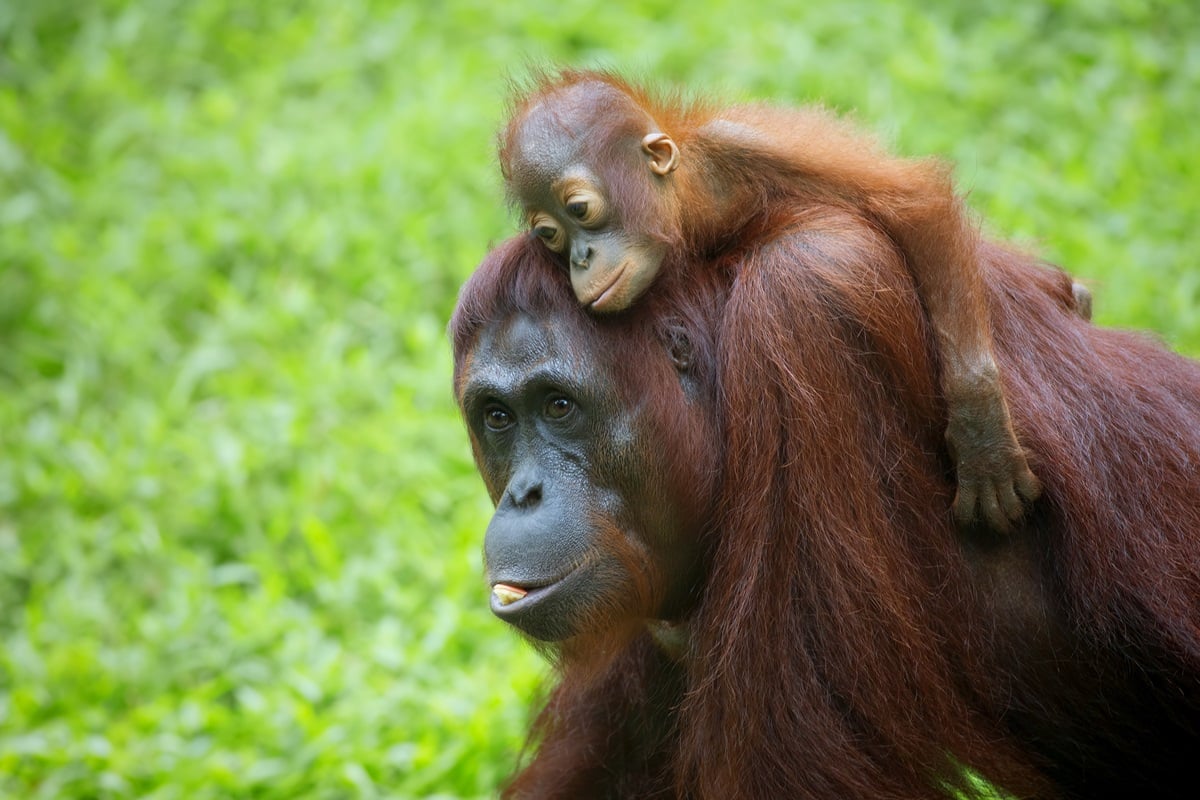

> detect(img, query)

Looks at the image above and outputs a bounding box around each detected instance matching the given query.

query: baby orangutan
[499,69,1089,531]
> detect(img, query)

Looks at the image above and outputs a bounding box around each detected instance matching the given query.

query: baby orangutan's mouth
[586,262,628,312]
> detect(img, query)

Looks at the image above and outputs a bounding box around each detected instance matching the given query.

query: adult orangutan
[451,225,1200,798]
[499,69,1097,532]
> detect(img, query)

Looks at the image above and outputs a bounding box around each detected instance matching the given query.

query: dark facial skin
[457,310,710,642]
[507,82,680,313]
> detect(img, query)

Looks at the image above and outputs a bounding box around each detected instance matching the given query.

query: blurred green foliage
[0,0,1196,797]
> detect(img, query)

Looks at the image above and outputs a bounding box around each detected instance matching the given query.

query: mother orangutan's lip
[489,557,595,617]
[587,263,627,311]
[489,578,557,615]
[492,583,528,606]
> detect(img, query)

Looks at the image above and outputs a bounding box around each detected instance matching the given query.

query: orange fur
[452,226,1200,798]
[501,70,1048,530]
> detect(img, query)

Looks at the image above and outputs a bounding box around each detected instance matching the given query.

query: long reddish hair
[452,225,1200,798]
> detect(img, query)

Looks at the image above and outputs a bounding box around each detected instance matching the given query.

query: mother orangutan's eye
[544,395,574,420]
[484,406,513,431]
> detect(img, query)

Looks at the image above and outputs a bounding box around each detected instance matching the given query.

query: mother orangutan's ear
[662,322,694,372]
[643,133,680,176]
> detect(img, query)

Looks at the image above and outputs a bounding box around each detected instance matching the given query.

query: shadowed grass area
[1,1,1196,797]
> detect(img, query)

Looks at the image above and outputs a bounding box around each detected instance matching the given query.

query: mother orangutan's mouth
[492,583,528,606]
[489,557,597,617]
[490,580,550,613]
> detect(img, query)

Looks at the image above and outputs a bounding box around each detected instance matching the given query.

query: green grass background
[1,1,1197,797]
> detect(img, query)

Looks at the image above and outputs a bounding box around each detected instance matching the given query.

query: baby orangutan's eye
[530,216,565,252]
[564,193,606,227]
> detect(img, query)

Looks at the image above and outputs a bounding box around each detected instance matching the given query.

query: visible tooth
[493,584,527,606]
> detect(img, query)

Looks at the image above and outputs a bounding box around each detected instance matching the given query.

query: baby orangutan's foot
[945,364,1042,532]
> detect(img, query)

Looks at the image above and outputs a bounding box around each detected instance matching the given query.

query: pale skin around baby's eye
[530,214,565,252]
[564,192,606,227]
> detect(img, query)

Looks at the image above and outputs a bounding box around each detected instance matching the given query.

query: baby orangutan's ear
[642,133,680,176]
